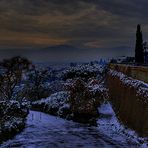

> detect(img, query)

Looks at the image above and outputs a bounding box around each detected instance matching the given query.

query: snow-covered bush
[0,100,29,143]
[32,91,71,118]
[32,77,109,125]
[0,101,28,119]
[47,80,66,93]
[67,79,98,115]
[88,79,109,103]
[61,63,105,81]
[66,78,108,124]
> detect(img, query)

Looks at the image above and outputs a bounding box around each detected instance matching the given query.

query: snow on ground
[0,110,143,148]
[97,102,148,147]
[1,63,148,147]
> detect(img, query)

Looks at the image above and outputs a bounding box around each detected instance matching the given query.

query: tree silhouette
[24,66,51,101]
[135,24,144,64]
[0,56,31,100]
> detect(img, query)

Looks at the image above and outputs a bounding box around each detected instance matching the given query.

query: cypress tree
[135,24,144,64]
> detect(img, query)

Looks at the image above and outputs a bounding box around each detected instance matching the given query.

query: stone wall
[106,69,148,137]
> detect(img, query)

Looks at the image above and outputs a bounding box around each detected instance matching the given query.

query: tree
[0,56,31,100]
[24,66,51,101]
[135,24,144,64]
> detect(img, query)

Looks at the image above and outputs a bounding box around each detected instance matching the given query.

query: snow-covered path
[0,110,141,148]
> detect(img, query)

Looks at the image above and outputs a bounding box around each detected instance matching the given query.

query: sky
[0,0,148,63]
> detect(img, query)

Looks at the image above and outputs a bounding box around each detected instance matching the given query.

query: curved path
[0,111,139,148]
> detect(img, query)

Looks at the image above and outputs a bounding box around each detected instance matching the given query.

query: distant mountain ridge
[42,45,80,51]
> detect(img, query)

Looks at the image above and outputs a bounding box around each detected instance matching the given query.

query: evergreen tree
[135,24,144,64]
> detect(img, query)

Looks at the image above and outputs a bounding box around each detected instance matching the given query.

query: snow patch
[97,102,148,146]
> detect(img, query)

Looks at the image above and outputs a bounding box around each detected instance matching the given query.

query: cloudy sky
[0,0,148,63]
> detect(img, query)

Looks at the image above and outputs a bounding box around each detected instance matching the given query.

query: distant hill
[42,45,81,51]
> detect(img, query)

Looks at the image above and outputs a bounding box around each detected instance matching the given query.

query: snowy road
[0,110,142,148]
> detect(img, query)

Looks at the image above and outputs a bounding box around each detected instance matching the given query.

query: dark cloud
[0,0,147,62]
[97,0,148,18]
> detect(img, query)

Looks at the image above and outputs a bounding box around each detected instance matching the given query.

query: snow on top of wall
[109,70,148,100]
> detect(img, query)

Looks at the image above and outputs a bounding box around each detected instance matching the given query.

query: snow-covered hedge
[0,101,28,118]
[32,91,71,118]
[61,63,105,81]
[32,78,108,125]
[0,101,29,143]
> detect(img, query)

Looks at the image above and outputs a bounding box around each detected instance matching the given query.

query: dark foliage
[67,79,99,124]
[110,59,117,64]
[0,101,28,143]
[24,67,52,101]
[62,70,97,81]
[0,56,31,100]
